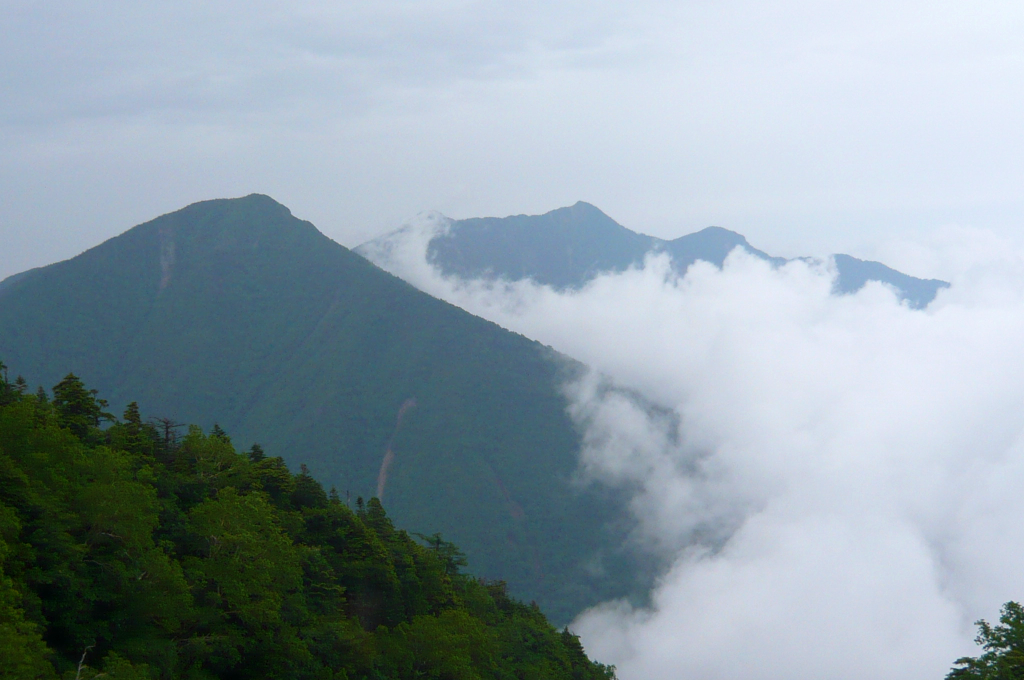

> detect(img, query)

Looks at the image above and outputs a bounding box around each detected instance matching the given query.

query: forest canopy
[0,361,615,679]
[947,602,1024,679]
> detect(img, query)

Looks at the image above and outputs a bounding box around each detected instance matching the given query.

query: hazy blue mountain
[428,201,659,288]
[362,202,949,309]
[0,195,642,624]
[660,225,786,270]
[829,253,947,305]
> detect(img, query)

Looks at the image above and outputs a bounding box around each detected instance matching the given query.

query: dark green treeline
[0,364,615,680]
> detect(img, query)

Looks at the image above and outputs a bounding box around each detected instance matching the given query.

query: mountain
[0,195,639,624]
[359,202,949,309]
[423,201,659,289]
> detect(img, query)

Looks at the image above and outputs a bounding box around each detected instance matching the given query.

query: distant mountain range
[0,195,642,624]
[358,201,950,309]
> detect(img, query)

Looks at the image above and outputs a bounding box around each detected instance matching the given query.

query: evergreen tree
[51,373,111,438]
[209,423,230,443]
[248,443,266,462]
[291,464,328,510]
[120,402,148,456]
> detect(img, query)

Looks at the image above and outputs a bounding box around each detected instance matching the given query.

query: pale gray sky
[4,0,1024,280]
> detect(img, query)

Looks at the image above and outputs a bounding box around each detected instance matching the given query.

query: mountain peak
[507,201,619,230]
[408,201,651,288]
[677,226,752,247]
[566,200,605,214]
[126,193,323,262]
[657,225,779,270]
[0,194,344,315]
[170,193,294,223]
[691,225,747,239]
[359,204,949,307]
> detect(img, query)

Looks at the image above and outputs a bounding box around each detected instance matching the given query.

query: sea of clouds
[360,215,1024,679]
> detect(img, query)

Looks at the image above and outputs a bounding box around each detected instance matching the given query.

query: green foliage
[0,504,56,680]
[377,610,498,679]
[416,532,469,577]
[949,602,1024,679]
[0,368,615,679]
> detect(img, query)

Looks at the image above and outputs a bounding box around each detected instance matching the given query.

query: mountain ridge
[358,203,950,309]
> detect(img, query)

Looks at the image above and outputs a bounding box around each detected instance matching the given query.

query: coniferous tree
[292,464,328,510]
[209,423,230,443]
[121,402,148,456]
[51,372,111,438]
[248,443,266,462]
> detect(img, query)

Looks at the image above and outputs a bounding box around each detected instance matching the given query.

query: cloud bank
[362,216,1024,679]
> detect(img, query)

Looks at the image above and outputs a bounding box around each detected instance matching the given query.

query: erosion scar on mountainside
[376,398,417,500]
[159,225,176,292]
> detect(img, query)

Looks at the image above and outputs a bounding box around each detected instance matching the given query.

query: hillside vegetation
[0,364,615,679]
[0,195,640,623]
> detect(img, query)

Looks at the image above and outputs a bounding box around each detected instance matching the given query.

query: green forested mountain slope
[0,370,615,679]
[0,195,636,624]
[358,202,949,309]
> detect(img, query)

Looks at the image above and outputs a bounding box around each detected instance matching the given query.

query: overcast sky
[4,0,1024,281]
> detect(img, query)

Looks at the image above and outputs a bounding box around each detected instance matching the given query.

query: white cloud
[364,221,1024,679]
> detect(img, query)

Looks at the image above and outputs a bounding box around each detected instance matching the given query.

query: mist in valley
[364,216,1024,679]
